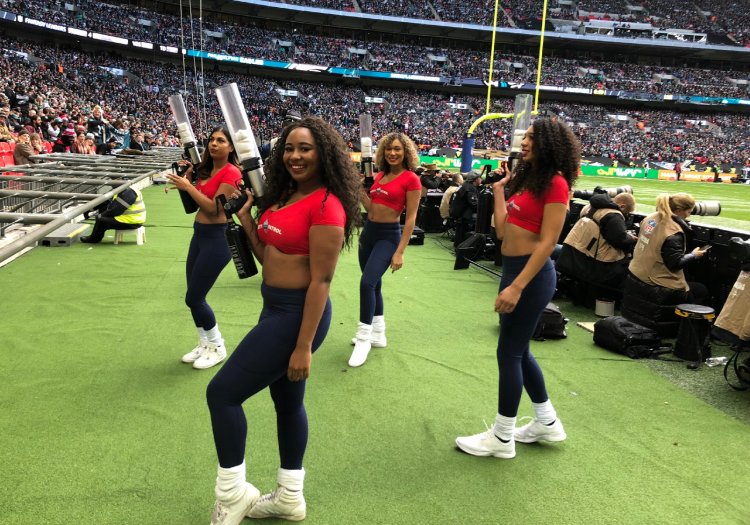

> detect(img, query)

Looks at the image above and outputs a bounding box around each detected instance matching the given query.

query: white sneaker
[348,339,372,367]
[514,417,567,443]
[182,342,206,363]
[247,486,306,521]
[210,482,260,525]
[455,428,515,458]
[194,341,227,370]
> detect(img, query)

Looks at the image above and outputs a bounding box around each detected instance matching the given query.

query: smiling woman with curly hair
[456,117,579,460]
[203,116,362,524]
[348,131,422,368]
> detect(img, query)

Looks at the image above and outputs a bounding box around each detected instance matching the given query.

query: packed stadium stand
[0,0,748,171]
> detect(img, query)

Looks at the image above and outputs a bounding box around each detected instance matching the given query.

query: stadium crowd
[1,0,748,101]
[1,35,749,169]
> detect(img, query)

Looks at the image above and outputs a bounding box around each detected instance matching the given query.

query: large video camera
[573,185,632,200]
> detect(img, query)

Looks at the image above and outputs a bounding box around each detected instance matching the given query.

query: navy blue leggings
[497,255,556,417]
[206,283,332,469]
[185,222,231,330]
[358,220,401,324]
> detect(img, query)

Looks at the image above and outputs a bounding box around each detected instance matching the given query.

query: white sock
[532,400,557,425]
[277,467,305,492]
[197,327,208,345]
[215,461,246,502]
[492,414,516,442]
[372,315,385,333]
[205,325,223,345]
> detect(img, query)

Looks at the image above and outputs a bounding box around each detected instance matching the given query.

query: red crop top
[368,170,421,212]
[195,164,242,199]
[506,174,569,234]
[257,187,345,255]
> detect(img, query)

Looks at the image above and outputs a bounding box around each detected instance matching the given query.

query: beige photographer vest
[629,212,688,291]
[564,208,625,263]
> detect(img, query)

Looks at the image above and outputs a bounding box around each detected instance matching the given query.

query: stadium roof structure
[196,0,750,63]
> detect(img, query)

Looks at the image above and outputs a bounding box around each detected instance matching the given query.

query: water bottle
[705,356,729,367]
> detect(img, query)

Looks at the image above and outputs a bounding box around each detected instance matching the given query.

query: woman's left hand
[495,283,522,314]
[287,348,311,382]
[166,172,191,191]
[390,252,404,272]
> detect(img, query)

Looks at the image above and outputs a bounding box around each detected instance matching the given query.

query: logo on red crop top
[261,219,282,235]
[372,187,389,197]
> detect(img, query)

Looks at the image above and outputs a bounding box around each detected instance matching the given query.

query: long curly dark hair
[506,118,580,198]
[194,126,239,180]
[261,116,362,248]
[374,132,420,174]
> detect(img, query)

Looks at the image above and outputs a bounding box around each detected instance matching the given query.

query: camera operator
[627,192,710,305]
[418,162,441,198]
[556,192,637,292]
[450,170,482,247]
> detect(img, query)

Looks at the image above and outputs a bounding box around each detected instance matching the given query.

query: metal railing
[0,149,181,264]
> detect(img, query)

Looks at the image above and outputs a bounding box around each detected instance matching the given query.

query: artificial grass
[1,184,749,525]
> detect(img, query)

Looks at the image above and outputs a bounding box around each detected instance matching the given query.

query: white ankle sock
[372,315,385,333]
[277,467,305,492]
[532,400,557,425]
[493,414,516,442]
[205,325,223,345]
[215,461,246,502]
[197,327,208,345]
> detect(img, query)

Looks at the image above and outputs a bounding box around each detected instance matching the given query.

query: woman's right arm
[236,190,266,263]
[492,166,512,240]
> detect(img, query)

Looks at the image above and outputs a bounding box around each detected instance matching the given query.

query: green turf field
[577,175,750,231]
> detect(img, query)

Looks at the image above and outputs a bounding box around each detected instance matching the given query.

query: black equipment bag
[401,225,424,245]
[532,303,568,341]
[593,316,662,359]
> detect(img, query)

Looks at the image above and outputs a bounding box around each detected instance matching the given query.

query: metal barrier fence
[0,149,181,264]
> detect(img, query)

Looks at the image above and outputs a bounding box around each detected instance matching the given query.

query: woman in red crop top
[348,131,422,368]
[204,117,362,522]
[166,126,243,371]
[456,118,580,459]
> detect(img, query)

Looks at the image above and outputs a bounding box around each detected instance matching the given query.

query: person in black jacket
[556,191,636,291]
[451,170,481,247]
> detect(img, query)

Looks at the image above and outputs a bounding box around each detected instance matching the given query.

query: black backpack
[532,303,568,341]
[593,316,662,359]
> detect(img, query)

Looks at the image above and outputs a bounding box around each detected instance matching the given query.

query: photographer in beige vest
[628,192,710,303]
[714,270,750,343]
[556,192,636,291]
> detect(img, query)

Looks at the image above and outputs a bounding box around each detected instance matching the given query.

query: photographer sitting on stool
[451,170,482,248]
[556,192,636,296]
[80,187,146,243]
[623,193,709,334]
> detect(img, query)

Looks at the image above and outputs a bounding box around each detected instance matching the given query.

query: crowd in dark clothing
[1,34,748,168]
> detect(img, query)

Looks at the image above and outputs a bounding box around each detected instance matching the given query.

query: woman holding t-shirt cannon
[456,118,580,459]
[166,126,242,370]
